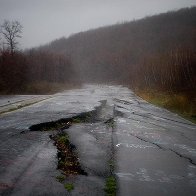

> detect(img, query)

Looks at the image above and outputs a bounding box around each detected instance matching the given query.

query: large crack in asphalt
[29,111,99,132]
[126,116,196,143]
[127,132,164,150]
[115,106,168,129]
[28,100,118,195]
[168,149,196,166]
[24,96,196,195]
[116,105,196,142]
[104,116,118,195]
[104,118,116,175]
[29,108,101,176]
[115,103,196,165]
[115,101,194,126]
[127,131,196,166]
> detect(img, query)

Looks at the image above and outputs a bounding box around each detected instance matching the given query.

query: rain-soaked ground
[0,84,196,196]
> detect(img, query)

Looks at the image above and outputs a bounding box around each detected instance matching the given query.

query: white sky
[0,0,195,49]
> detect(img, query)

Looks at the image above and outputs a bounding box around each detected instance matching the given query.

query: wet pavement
[0,85,196,196]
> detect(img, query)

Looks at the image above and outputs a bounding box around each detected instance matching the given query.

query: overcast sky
[0,0,195,49]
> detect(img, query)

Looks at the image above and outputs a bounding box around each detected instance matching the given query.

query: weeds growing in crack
[29,108,106,191]
[29,111,98,132]
[57,134,69,145]
[104,116,117,196]
[105,118,115,128]
[104,176,117,196]
[108,160,115,173]
[64,183,74,192]
[56,175,65,183]
[29,113,94,185]
[51,132,87,176]
[72,112,95,123]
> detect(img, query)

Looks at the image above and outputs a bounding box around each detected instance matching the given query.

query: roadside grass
[25,82,67,94]
[0,82,81,95]
[104,176,117,196]
[135,89,196,124]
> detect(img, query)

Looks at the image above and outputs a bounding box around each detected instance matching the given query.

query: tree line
[0,21,76,93]
[0,7,195,96]
[43,7,196,97]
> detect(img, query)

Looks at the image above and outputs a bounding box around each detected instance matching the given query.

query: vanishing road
[0,85,196,196]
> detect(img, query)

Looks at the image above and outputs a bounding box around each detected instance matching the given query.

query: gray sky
[0,0,195,49]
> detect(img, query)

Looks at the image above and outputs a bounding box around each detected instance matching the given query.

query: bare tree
[0,36,2,52]
[0,20,22,55]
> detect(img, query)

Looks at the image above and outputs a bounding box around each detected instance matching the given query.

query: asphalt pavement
[0,85,195,196]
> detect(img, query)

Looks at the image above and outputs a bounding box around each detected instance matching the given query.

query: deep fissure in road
[50,131,88,176]
[29,101,107,176]
[29,100,118,194]
[104,118,117,196]
[29,110,100,176]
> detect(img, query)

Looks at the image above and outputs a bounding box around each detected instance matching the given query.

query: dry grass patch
[135,89,196,124]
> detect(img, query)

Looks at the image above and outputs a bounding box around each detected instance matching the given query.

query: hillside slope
[38,7,196,122]
[42,7,196,93]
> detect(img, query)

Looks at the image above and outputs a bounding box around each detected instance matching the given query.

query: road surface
[0,85,195,196]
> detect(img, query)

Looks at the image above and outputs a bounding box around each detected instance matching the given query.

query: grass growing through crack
[108,160,115,172]
[56,175,65,183]
[64,183,74,192]
[29,111,95,132]
[51,132,87,176]
[105,118,115,128]
[72,113,93,123]
[29,113,91,189]
[72,117,83,123]
[104,176,117,196]
[57,135,69,145]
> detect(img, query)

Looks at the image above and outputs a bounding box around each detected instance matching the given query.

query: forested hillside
[0,7,195,120]
[43,7,196,94]
[0,50,76,93]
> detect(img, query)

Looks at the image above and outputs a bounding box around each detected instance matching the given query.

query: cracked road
[0,85,196,196]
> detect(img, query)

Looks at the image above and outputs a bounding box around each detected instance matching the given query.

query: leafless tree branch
[0,20,23,55]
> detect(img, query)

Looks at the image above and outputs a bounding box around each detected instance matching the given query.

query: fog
[0,0,195,49]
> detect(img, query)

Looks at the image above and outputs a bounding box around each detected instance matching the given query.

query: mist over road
[0,85,195,196]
